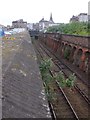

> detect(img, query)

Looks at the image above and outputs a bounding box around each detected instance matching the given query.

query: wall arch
[84,51,90,73]
[75,49,83,67]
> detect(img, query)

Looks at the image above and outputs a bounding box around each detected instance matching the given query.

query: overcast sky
[0,0,89,26]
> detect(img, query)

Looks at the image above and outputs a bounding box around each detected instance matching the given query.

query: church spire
[49,13,54,23]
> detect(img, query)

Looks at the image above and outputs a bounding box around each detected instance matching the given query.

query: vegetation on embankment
[47,22,90,36]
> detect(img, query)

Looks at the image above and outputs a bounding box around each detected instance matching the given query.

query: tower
[49,13,54,23]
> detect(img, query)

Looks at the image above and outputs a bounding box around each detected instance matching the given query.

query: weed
[39,58,76,101]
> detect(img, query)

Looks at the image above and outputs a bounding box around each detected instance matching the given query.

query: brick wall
[61,34,89,49]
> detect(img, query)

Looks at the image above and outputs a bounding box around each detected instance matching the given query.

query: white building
[49,23,60,27]
[39,13,55,31]
[39,18,49,31]
[28,13,58,31]
[27,23,33,30]
[78,13,88,22]
[70,13,88,22]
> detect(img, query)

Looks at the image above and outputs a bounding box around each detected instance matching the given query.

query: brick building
[12,19,27,28]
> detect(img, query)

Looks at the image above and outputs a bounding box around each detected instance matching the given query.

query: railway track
[40,41,89,87]
[38,42,90,105]
[32,39,89,119]
[33,40,79,119]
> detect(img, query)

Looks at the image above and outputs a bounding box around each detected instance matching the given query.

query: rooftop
[78,13,87,16]
[39,18,49,23]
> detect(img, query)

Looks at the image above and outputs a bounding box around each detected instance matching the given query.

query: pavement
[2,31,51,118]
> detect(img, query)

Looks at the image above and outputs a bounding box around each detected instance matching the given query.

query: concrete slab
[2,31,51,118]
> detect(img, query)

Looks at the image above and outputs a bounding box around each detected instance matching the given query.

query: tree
[46,22,88,36]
